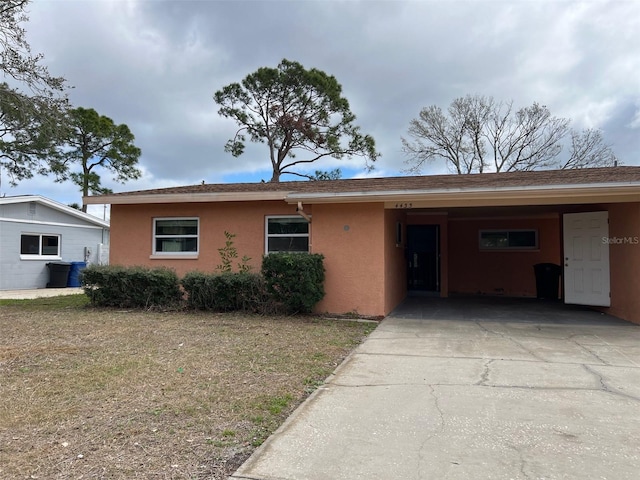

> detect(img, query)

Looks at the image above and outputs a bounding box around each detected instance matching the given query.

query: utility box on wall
[97,243,110,265]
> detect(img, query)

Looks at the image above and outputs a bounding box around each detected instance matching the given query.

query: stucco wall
[606,202,640,324]
[384,209,408,315]
[110,201,300,277]
[448,216,561,297]
[110,201,391,316]
[312,203,386,317]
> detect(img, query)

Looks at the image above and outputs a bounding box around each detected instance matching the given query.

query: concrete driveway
[230,297,640,480]
[0,288,83,300]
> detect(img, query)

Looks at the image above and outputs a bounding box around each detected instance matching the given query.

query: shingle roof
[100,166,640,198]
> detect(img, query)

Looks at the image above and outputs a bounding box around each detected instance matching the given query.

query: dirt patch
[0,296,375,479]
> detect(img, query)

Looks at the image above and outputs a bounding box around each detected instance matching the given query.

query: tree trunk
[270,170,280,182]
[81,175,89,212]
[82,149,90,212]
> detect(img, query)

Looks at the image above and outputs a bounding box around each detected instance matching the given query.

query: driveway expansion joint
[583,364,640,403]
[572,341,610,364]
[593,334,640,367]
[476,321,548,362]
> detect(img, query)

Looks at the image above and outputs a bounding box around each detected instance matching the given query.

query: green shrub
[182,271,270,312]
[181,271,217,310]
[261,253,325,314]
[82,265,183,309]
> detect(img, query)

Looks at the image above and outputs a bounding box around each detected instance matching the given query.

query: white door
[563,211,610,306]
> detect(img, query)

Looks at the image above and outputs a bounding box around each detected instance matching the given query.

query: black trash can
[533,263,561,300]
[47,262,71,288]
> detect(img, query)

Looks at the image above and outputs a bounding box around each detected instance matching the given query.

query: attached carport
[403,203,612,299]
[288,167,640,323]
[384,173,640,324]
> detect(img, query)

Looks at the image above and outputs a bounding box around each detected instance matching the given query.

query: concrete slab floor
[230,298,640,480]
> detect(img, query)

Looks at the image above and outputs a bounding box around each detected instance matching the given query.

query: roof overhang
[287,183,640,208]
[84,191,290,205]
[84,181,640,209]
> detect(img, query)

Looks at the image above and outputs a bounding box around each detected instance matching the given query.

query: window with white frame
[153,218,199,254]
[266,216,310,253]
[479,229,538,250]
[20,233,61,258]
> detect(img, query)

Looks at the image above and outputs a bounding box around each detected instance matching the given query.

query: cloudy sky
[3,0,639,216]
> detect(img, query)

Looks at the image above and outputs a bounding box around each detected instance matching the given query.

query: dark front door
[407,225,440,292]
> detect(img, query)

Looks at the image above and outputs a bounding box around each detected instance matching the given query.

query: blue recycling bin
[67,261,87,287]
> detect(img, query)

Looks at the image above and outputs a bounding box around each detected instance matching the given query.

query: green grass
[0,293,89,309]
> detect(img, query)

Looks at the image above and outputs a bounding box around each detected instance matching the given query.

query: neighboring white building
[0,195,110,290]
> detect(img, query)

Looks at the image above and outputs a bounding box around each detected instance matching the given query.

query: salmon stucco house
[85,166,640,324]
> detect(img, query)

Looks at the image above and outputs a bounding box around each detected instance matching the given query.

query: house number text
[395,203,413,209]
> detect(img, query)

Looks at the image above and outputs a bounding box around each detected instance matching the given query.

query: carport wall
[402,213,560,299]
[447,216,562,297]
[606,202,640,324]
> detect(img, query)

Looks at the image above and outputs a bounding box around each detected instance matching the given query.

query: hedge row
[81,253,325,314]
[82,265,183,309]
[181,271,272,313]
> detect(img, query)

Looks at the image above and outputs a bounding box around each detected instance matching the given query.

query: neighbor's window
[479,230,538,250]
[266,216,310,253]
[20,234,61,258]
[153,218,199,254]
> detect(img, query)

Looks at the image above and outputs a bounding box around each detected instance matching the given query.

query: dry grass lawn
[0,295,376,479]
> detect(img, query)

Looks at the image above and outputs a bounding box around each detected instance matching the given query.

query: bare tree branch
[403,95,617,174]
[561,128,619,169]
